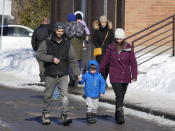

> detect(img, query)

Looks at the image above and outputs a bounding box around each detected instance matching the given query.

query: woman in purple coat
[99,28,138,124]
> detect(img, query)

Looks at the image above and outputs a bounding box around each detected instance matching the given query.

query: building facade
[125,0,175,35]
[51,0,118,33]
[51,0,175,37]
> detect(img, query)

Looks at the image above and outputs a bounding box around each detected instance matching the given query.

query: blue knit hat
[67,13,76,22]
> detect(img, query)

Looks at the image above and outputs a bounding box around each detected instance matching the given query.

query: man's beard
[56,34,63,40]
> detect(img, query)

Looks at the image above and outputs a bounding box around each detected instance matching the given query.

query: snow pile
[130,54,175,93]
[0,49,39,81]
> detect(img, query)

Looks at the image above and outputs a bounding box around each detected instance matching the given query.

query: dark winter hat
[76,13,82,20]
[74,11,84,19]
[67,13,76,22]
[53,22,65,32]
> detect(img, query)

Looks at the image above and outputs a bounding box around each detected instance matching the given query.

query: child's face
[90,66,96,74]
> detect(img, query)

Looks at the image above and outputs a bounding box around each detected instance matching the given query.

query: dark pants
[96,55,103,65]
[37,59,45,81]
[96,55,109,81]
[101,66,109,81]
[111,83,128,109]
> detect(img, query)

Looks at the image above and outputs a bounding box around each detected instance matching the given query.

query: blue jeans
[52,87,59,99]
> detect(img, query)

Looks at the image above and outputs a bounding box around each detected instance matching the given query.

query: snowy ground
[0,48,175,127]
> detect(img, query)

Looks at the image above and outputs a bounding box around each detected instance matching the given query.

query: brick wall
[125,0,175,36]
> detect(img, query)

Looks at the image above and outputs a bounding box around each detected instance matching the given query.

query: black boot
[86,112,96,124]
[91,113,96,124]
[115,107,125,124]
[61,113,72,126]
[86,112,91,123]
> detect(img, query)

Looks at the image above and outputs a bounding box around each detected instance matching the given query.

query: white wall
[0,0,12,15]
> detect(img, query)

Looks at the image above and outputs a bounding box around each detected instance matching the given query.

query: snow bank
[0,49,39,81]
[130,54,175,93]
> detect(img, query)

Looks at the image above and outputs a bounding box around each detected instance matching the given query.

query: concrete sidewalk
[68,86,175,121]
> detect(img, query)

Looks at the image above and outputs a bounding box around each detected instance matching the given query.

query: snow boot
[86,112,96,124]
[91,113,96,124]
[115,107,125,124]
[42,112,51,125]
[61,113,72,126]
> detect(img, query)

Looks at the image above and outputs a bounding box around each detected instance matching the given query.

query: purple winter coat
[99,43,138,83]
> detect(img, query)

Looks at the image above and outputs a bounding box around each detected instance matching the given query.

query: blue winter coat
[79,60,106,98]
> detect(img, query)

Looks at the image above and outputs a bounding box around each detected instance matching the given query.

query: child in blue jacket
[79,60,106,124]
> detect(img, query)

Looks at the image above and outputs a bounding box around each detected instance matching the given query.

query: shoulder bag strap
[101,31,109,48]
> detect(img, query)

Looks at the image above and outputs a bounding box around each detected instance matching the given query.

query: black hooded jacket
[31,24,52,51]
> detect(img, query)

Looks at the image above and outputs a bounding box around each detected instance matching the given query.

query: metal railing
[126,14,175,66]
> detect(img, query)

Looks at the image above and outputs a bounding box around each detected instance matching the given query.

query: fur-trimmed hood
[93,20,113,30]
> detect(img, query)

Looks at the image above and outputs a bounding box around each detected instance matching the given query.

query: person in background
[67,13,86,88]
[31,17,52,82]
[93,15,114,84]
[74,11,90,36]
[74,11,90,74]
[36,22,80,125]
[67,13,76,22]
[79,60,106,124]
[100,28,138,124]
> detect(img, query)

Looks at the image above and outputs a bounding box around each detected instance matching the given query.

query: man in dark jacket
[31,17,52,82]
[36,22,80,125]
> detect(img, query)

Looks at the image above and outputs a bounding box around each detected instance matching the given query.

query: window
[0,27,32,37]
[0,27,15,36]
[15,27,32,37]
